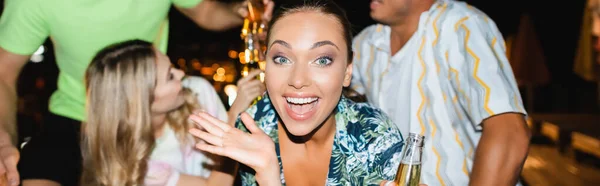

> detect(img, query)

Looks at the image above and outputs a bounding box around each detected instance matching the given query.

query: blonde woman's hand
[235,70,265,107]
[189,112,281,186]
[228,70,265,124]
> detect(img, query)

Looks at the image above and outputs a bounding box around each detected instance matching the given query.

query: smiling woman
[188,0,406,185]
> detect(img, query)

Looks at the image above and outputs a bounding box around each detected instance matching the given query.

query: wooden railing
[529,113,600,159]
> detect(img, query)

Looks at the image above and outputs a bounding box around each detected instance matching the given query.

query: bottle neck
[401,143,423,165]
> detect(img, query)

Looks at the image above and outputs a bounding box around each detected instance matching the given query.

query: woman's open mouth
[283,96,319,121]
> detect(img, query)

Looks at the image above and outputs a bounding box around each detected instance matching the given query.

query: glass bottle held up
[395,133,425,186]
[240,0,266,104]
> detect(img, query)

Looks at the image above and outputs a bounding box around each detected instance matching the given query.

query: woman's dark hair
[266,0,354,61]
[265,0,366,102]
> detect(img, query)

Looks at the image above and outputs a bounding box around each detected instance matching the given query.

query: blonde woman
[82,40,242,186]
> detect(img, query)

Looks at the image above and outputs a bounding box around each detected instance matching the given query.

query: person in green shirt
[0,0,273,185]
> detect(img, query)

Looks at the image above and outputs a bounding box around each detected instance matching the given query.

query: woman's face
[265,11,352,136]
[151,50,186,114]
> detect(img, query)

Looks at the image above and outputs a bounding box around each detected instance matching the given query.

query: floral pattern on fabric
[236,94,404,186]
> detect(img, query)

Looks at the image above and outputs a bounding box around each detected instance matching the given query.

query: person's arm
[0,0,50,184]
[0,0,48,144]
[471,113,530,186]
[175,0,274,31]
[0,48,28,147]
[228,70,265,125]
[0,48,29,186]
[444,15,530,186]
[176,0,243,31]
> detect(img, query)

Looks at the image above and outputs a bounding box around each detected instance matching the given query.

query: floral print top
[236,94,405,186]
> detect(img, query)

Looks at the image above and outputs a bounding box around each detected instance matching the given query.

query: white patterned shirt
[351,0,527,185]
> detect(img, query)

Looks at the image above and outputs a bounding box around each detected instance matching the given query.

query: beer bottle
[395,133,425,186]
[240,0,266,104]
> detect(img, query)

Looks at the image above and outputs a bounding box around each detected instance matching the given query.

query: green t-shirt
[0,0,202,121]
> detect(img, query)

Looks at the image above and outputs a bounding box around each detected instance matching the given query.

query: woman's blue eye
[315,57,333,66]
[273,56,290,64]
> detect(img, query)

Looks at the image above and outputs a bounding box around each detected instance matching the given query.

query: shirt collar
[366,0,448,52]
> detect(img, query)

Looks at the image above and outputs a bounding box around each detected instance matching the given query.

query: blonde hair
[82,40,200,186]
